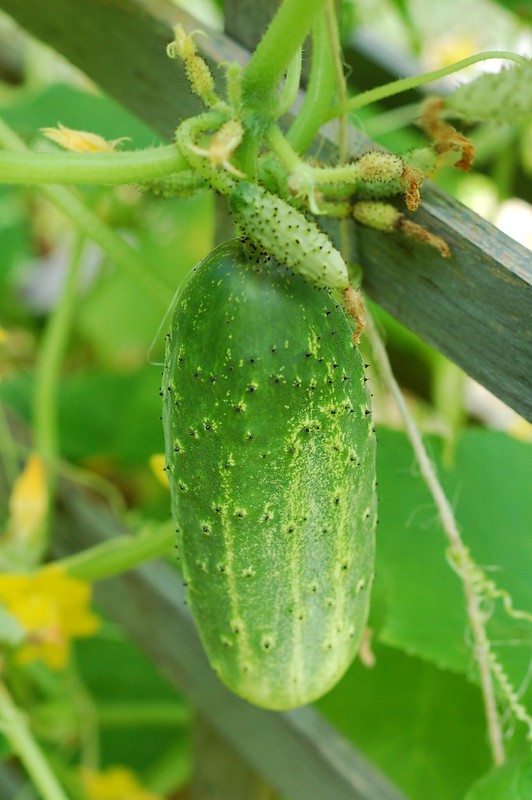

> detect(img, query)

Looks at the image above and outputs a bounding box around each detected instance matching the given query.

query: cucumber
[229,181,349,290]
[162,239,376,710]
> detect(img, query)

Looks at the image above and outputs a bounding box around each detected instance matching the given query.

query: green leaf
[374,428,532,697]
[465,752,532,799]
[317,641,490,800]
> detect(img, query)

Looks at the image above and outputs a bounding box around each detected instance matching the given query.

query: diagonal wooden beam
[1,0,530,419]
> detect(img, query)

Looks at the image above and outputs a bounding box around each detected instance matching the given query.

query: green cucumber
[229,181,349,290]
[162,239,376,710]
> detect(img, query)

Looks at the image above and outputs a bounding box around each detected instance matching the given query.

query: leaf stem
[287,11,336,153]
[0,145,187,185]
[363,309,506,766]
[57,521,175,582]
[241,0,327,117]
[0,682,70,800]
[326,51,528,119]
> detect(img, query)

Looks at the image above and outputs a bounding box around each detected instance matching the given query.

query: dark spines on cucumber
[162,239,376,710]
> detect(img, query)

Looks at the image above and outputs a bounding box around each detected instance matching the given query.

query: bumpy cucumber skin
[229,182,349,290]
[162,240,376,710]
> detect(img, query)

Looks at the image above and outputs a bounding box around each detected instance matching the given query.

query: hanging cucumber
[162,239,376,710]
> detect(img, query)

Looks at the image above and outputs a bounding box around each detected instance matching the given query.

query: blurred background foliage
[0,0,531,798]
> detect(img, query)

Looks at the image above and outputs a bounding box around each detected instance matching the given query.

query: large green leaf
[317,641,490,800]
[465,753,532,799]
[374,427,532,699]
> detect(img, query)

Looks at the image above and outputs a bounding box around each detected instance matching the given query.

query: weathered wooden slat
[51,491,407,800]
[1,0,530,420]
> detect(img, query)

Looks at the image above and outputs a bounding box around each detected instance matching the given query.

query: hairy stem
[287,11,336,153]
[364,309,506,766]
[241,0,327,117]
[0,145,187,185]
[327,51,527,119]
[0,683,70,800]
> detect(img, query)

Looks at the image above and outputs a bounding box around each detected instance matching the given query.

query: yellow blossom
[0,327,8,345]
[5,454,48,548]
[0,566,99,669]
[41,123,129,153]
[149,454,169,489]
[80,766,163,800]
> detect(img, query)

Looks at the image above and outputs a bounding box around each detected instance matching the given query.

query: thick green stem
[277,47,303,118]
[57,521,175,582]
[287,11,336,153]
[0,683,70,800]
[175,111,238,193]
[0,144,187,185]
[0,119,171,308]
[97,701,189,728]
[327,51,528,118]
[241,0,327,117]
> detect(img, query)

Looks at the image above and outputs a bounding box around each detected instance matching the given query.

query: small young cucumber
[229,181,349,290]
[162,239,376,710]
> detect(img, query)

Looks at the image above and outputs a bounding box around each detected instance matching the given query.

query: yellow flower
[41,123,129,153]
[0,566,99,669]
[5,454,48,548]
[149,454,169,489]
[80,766,163,800]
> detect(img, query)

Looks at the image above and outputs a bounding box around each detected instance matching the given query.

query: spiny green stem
[241,0,327,117]
[0,119,171,309]
[327,51,528,119]
[0,683,70,800]
[0,145,187,185]
[57,521,175,582]
[268,126,304,173]
[268,126,368,185]
[287,11,336,153]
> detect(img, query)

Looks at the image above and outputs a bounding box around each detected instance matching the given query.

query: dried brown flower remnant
[420,97,475,171]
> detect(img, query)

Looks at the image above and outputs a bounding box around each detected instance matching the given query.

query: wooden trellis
[0,0,530,797]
